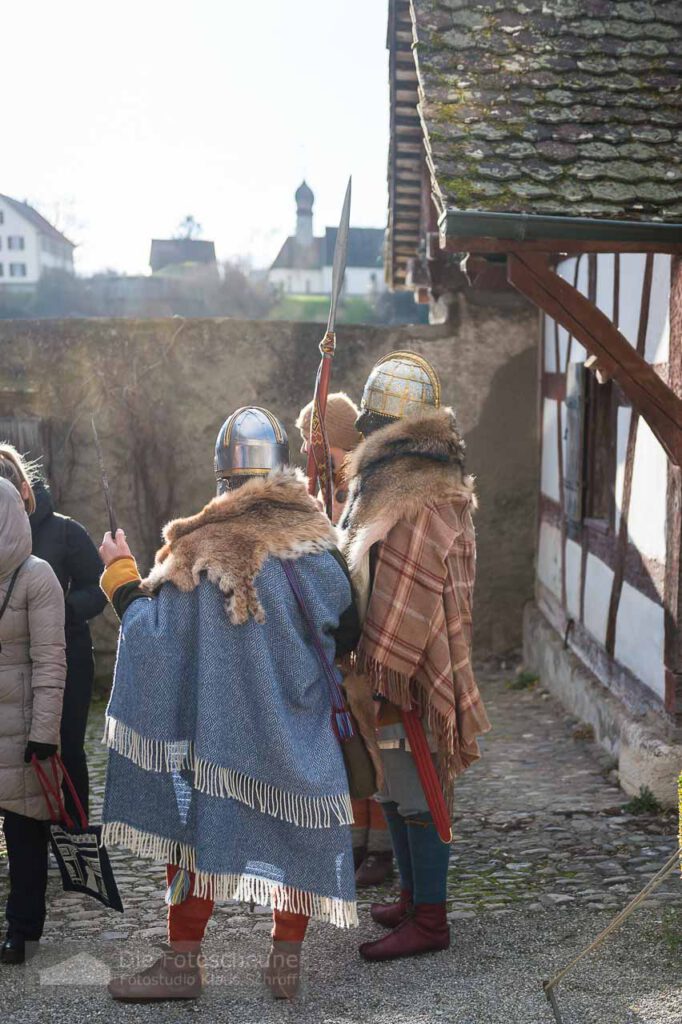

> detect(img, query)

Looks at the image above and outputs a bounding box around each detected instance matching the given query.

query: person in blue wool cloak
[98,407,361,1002]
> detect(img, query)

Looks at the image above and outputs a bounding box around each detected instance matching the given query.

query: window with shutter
[584,375,616,527]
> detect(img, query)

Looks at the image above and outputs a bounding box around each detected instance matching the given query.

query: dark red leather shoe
[360,903,449,961]
[370,889,413,929]
[356,851,395,888]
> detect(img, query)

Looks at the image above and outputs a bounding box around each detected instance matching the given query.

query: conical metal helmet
[214,407,289,493]
[360,351,441,422]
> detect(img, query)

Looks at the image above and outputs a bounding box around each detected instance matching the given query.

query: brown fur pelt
[141,468,337,624]
[340,408,476,572]
[342,671,384,791]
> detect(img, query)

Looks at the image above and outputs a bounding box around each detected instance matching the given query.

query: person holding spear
[301,181,490,961]
[338,351,491,961]
[297,392,394,888]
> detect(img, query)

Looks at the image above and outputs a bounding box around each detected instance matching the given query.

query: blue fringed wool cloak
[101,469,358,927]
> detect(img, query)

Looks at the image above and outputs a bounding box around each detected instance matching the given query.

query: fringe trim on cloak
[104,716,354,830]
[101,821,358,928]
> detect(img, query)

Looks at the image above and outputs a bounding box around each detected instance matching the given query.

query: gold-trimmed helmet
[214,407,289,494]
[360,351,441,423]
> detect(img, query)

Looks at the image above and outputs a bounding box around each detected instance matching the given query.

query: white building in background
[269,182,386,297]
[0,194,75,287]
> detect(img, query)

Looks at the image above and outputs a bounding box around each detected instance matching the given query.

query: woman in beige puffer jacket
[0,477,66,962]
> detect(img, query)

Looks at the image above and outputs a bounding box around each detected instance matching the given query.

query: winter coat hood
[0,478,32,581]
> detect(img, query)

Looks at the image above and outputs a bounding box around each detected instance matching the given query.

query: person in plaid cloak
[340,351,491,962]
[296,391,394,888]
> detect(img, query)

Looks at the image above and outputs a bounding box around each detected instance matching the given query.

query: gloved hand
[24,742,58,764]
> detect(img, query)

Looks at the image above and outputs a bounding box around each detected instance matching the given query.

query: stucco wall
[0,302,537,678]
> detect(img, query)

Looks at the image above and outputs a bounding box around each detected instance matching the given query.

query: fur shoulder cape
[142,468,337,624]
[340,408,475,569]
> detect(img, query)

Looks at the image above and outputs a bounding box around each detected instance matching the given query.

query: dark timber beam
[440,209,682,255]
[507,252,682,467]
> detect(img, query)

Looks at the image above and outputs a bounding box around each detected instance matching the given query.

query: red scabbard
[401,708,452,843]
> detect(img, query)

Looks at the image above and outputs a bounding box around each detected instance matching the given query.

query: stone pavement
[2,667,682,1023]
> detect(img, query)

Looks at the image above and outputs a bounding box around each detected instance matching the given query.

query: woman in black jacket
[29,479,106,819]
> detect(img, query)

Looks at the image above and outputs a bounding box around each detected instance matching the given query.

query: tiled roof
[412,0,682,222]
[324,227,384,268]
[271,229,384,271]
[149,239,216,273]
[270,236,324,271]
[0,194,75,246]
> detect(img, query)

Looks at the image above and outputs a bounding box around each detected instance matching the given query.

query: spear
[91,417,118,539]
[306,176,352,518]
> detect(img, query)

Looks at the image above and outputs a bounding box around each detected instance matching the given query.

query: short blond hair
[0,443,38,514]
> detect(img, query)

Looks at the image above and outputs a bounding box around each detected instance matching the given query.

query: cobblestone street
[2,668,682,1023]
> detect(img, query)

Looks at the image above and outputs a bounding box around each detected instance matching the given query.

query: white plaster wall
[0,199,40,283]
[270,265,383,297]
[615,581,666,700]
[570,338,587,364]
[552,259,570,366]
[565,538,582,620]
[576,255,589,299]
[552,257,586,365]
[558,257,577,286]
[269,268,325,294]
[595,253,615,322]
[344,266,385,295]
[614,405,632,534]
[40,246,74,273]
[538,521,562,599]
[538,250,671,709]
[628,418,668,563]
[541,397,560,501]
[618,254,647,347]
[557,324,570,368]
[645,254,671,365]
[583,553,614,646]
[544,315,556,372]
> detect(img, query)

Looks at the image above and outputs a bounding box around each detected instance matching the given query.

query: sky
[4,1,389,276]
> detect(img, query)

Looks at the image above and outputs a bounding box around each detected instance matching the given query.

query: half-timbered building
[386,0,682,803]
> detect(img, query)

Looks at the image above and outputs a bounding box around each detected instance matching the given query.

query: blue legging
[382,801,450,904]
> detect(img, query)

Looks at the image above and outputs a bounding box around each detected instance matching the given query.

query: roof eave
[439,209,682,256]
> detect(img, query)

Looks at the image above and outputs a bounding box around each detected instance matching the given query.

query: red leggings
[166,866,309,944]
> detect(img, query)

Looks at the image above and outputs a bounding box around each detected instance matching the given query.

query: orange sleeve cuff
[101,557,141,603]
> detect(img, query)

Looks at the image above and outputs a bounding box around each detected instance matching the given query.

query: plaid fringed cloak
[341,409,491,815]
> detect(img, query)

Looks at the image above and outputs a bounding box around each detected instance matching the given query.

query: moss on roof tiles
[411,0,682,219]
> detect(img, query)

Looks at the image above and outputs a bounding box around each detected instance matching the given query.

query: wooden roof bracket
[507,252,682,468]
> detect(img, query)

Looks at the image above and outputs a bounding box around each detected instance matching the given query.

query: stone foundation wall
[524,602,682,808]
[0,303,537,681]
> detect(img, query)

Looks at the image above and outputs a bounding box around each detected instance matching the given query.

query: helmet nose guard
[214,407,289,493]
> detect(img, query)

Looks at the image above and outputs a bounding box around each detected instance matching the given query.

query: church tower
[295,181,314,247]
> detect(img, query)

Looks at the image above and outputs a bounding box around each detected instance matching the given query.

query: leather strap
[0,563,23,621]
[32,753,88,830]
[281,558,354,740]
